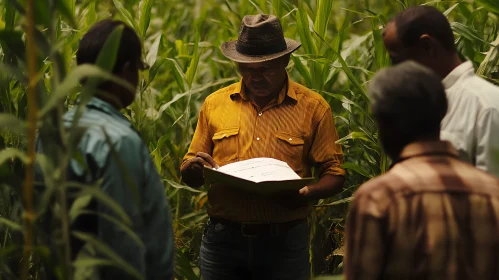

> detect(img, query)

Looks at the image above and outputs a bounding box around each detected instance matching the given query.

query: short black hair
[392,6,456,52]
[76,19,142,74]
[368,61,448,143]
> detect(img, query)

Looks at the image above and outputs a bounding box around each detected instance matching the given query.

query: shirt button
[258,112,263,116]
[256,137,260,141]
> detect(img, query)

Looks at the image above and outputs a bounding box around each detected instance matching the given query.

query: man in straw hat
[181,14,345,279]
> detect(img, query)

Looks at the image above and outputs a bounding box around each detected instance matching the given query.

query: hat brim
[221,38,301,63]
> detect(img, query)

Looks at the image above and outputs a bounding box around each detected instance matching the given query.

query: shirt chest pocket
[212,127,239,165]
[274,131,305,171]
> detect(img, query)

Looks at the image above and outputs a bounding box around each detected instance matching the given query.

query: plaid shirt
[345,141,499,280]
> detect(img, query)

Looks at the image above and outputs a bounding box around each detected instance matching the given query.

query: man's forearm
[303,174,345,200]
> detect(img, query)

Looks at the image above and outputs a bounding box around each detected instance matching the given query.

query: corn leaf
[477,35,499,77]
[0,148,28,165]
[0,217,22,232]
[165,179,202,193]
[291,55,313,87]
[139,0,154,38]
[314,0,333,40]
[476,0,499,15]
[39,64,134,117]
[167,58,188,92]
[112,0,139,32]
[4,0,15,29]
[72,209,144,249]
[451,22,490,45]
[186,34,201,87]
[296,6,316,54]
[146,34,162,67]
[55,0,77,27]
[72,231,144,280]
[67,182,133,226]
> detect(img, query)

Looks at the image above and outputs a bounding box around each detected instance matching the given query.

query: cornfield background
[0,0,497,279]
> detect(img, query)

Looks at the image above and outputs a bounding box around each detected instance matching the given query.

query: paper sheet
[216,157,301,183]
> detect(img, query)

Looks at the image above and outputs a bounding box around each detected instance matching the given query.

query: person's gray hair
[368,60,448,138]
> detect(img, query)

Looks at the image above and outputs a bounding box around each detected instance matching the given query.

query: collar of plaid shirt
[391,140,459,168]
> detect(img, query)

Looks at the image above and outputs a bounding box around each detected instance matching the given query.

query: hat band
[235,41,287,56]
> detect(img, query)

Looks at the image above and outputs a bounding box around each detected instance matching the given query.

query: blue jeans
[199,219,310,280]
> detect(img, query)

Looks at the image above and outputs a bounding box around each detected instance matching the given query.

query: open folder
[203,157,314,195]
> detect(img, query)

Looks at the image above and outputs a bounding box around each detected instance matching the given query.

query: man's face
[238,56,288,98]
[383,22,429,67]
[119,58,148,108]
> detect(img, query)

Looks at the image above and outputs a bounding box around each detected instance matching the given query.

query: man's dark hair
[368,61,448,143]
[76,19,142,74]
[392,6,456,52]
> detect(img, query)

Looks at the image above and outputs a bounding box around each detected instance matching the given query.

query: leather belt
[210,218,306,238]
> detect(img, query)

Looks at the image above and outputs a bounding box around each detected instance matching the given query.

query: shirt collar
[229,74,297,104]
[442,61,474,89]
[86,97,132,127]
[398,140,459,163]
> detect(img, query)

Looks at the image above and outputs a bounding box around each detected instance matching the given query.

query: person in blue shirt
[36,20,174,279]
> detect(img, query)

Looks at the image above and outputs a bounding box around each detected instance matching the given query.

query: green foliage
[0,0,497,279]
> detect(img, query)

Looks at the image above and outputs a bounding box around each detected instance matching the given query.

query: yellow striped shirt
[182,78,345,222]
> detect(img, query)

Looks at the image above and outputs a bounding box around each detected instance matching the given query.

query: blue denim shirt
[38,98,174,279]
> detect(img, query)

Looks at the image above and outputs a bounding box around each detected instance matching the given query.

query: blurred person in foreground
[382,6,499,177]
[180,14,345,280]
[36,20,174,279]
[345,61,499,280]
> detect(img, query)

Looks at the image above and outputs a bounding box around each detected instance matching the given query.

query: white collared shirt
[441,61,499,177]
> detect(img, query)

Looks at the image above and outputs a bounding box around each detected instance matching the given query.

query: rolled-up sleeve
[181,101,213,169]
[308,107,346,177]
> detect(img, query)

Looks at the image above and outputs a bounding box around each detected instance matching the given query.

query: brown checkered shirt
[345,141,499,280]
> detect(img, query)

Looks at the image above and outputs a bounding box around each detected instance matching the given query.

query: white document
[216,157,301,183]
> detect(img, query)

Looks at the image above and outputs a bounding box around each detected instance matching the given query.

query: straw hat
[221,14,301,63]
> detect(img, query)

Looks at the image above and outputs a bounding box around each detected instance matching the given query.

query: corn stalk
[21,0,37,278]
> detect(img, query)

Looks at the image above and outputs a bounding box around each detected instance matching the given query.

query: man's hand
[180,152,219,188]
[271,175,344,209]
[299,186,310,196]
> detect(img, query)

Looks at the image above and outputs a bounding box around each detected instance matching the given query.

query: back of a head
[369,61,448,155]
[76,19,142,74]
[393,6,456,52]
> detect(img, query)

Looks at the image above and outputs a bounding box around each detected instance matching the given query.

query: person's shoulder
[350,172,403,217]
[460,161,499,194]
[354,172,400,199]
[64,108,142,156]
[290,80,330,110]
[461,74,499,111]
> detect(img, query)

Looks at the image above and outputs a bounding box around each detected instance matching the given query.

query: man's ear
[121,61,132,75]
[419,34,436,56]
[282,54,291,66]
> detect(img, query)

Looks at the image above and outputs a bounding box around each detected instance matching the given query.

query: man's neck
[249,91,279,110]
[439,53,463,79]
[246,78,287,110]
[96,93,123,110]
[391,136,441,163]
